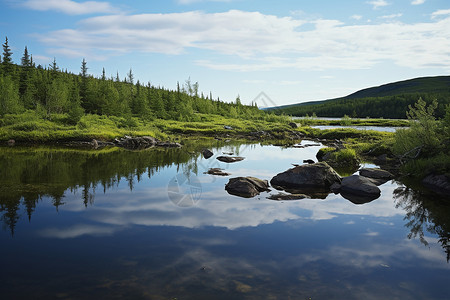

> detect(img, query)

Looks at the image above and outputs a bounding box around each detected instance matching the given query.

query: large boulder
[225,177,270,198]
[270,162,341,191]
[340,175,381,202]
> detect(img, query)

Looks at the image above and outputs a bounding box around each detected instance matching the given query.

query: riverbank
[0,111,393,152]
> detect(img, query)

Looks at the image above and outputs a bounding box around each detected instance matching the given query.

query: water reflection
[1,142,450,299]
[0,140,244,235]
[394,185,450,262]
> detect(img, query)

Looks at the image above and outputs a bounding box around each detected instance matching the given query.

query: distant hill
[270,76,450,119]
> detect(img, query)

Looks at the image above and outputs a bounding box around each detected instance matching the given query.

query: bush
[393,98,441,158]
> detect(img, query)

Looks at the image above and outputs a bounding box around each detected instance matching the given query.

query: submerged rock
[267,193,310,201]
[202,149,214,159]
[225,176,270,198]
[340,175,381,200]
[217,156,245,163]
[116,136,157,149]
[270,162,341,191]
[157,141,182,148]
[205,168,230,176]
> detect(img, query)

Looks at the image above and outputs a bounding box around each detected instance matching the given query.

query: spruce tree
[2,36,14,75]
[19,46,33,97]
[49,57,59,79]
[79,58,89,110]
[127,68,134,85]
[67,79,84,124]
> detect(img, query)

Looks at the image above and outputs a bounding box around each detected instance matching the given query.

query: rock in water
[202,149,214,159]
[204,168,230,176]
[340,175,381,201]
[270,162,341,190]
[267,193,309,201]
[217,156,245,163]
[225,177,270,198]
[359,168,394,180]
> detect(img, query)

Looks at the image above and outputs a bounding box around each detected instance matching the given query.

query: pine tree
[127,68,134,85]
[19,46,32,97]
[79,58,89,110]
[49,57,59,80]
[2,36,14,75]
[67,79,84,124]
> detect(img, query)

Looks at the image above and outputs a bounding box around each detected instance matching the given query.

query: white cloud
[379,13,403,19]
[367,0,390,10]
[38,10,450,71]
[40,224,116,238]
[431,9,450,19]
[351,15,363,20]
[22,0,118,15]
[411,0,425,5]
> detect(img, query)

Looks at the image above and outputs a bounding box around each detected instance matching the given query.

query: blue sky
[1,0,449,107]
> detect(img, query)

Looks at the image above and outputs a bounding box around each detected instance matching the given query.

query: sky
[1,0,450,107]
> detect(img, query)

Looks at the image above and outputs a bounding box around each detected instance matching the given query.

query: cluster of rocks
[110,136,181,150]
[58,136,182,150]
[199,145,395,202]
[223,160,395,203]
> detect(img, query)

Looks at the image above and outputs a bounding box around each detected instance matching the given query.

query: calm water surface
[1,140,449,299]
[311,125,401,132]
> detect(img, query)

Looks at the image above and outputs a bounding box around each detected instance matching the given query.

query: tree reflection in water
[394,185,450,262]
[0,140,246,236]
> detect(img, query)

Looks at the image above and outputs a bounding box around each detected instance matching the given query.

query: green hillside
[271,76,450,119]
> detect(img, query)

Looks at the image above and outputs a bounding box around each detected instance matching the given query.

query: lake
[310,125,402,132]
[1,140,449,299]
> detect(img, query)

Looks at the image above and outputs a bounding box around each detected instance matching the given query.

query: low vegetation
[393,98,450,178]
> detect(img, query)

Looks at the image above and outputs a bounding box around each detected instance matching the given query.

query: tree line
[0,37,272,123]
[273,92,450,119]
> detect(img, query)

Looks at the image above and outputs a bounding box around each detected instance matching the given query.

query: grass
[0,111,292,143]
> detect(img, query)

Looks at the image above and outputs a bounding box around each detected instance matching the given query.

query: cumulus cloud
[22,0,118,15]
[367,0,390,10]
[351,14,363,20]
[38,10,450,71]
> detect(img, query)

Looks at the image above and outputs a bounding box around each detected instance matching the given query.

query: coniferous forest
[0,37,281,127]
